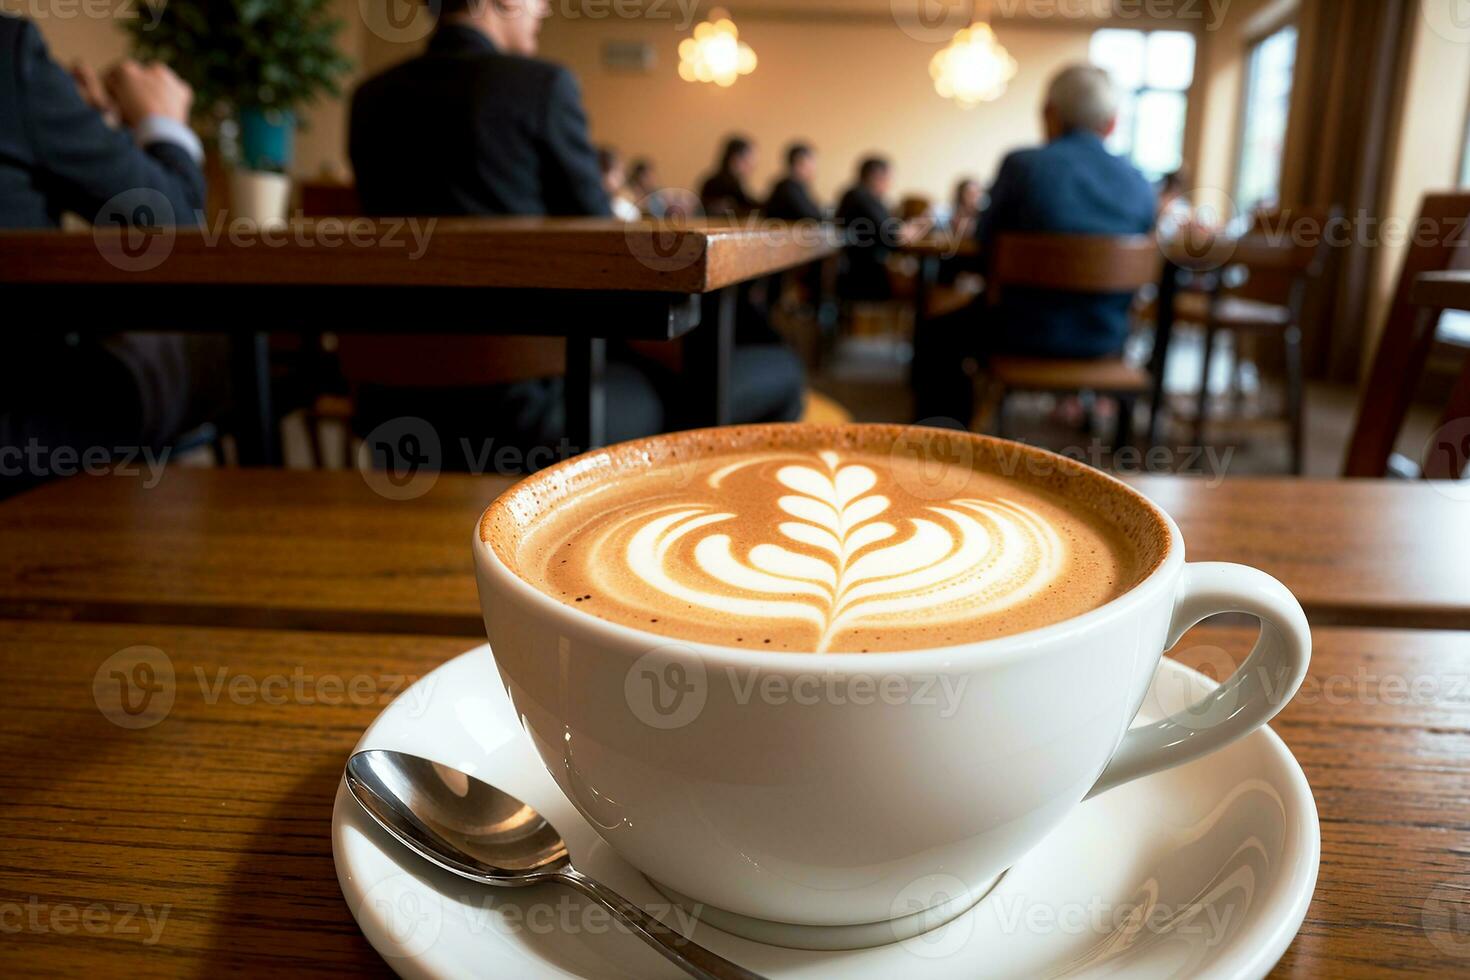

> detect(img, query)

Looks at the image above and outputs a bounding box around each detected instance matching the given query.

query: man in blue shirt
[912,64,1157,424]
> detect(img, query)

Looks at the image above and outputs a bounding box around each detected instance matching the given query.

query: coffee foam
[483,425,1170,653]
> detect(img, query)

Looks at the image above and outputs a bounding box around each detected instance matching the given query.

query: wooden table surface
[1,618,1465,976]
[0,218,841,464]
[2,469,1465,635]
[0,217,839,295]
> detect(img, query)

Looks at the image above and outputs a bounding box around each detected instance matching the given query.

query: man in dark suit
[349,3,803,464]
[0,16,203,228]
[350,0,662,464]
[1,14,218,498]
[765,142,824,223]
[835,157,927,302]
[350,4,605,218]
[911,64,1157,423]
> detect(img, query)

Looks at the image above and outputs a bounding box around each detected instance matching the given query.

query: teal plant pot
[238,107,296,172]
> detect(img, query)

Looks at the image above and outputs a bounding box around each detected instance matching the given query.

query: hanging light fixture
[678,8,757,88]
[929,2,1017,107]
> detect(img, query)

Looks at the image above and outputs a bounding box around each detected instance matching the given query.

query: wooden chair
[1176,207,1337,475]
[982,234,1163,448]
[1344,192,1470,477]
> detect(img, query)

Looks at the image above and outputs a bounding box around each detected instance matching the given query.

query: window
[1460,102,1470,187]
[1089,29,1197,182]
[1235,25,1298,214]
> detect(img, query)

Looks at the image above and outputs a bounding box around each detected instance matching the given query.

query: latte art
[509,441,1144,652]
[606,452,1065,651]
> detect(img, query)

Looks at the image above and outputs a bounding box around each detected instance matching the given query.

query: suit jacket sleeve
[538,67,610,217]
[13,19,204,226]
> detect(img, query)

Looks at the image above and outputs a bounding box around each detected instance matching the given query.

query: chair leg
[1115,394,1136,452]
[1194,324,1218,452]
[1285,324,1305,476]
[1229,335,1248,418]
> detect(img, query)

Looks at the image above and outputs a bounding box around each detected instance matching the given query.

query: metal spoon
[345,749,763,980]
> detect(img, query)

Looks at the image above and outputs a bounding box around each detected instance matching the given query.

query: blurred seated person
[0,14,224,498]
[948,178,983,240]
[597,145,642,221]
[626,157,665,217]
[761,142,826,311]
[699,135,759,217]
[835,156,929,302]
[938,177,983,284]
[764,142,824,223]
[349,2,802,464]
[911,64,1156,423]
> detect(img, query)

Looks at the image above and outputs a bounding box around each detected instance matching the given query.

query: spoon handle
[557,869,765,980]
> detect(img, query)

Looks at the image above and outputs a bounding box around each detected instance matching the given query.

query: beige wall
[535,16,1091,206]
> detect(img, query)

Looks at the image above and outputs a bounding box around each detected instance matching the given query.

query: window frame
[1089,27,1200,181]
[1231,19,1301,216]
[1458,93,1470,188]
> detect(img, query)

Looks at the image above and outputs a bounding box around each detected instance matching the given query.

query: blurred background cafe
[4,0,1470,974]
[3,0,1468,485]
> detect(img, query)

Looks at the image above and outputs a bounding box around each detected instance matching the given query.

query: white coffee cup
[472,426,1311,950]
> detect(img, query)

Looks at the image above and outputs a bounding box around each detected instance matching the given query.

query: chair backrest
[899,196,933,221]
[1343,192,1470,476]
[987,233,1161,304]
[1218,206,1340,307]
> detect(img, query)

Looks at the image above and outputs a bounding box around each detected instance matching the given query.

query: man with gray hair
[912,63,1157,424]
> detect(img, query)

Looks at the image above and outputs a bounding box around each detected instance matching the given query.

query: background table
[902,232,981,337]
[0,218,837,462]
[2,469,1465,635]
[1,618,1464,976]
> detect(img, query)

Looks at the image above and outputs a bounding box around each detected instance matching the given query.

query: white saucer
[333,646,1319,979]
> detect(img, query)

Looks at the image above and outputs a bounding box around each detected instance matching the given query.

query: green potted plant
[125,0,352,218]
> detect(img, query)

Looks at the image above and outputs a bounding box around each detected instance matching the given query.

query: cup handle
[1085,562,1312,800]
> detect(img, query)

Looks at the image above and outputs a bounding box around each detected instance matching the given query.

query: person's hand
[70,61,117,122]
[104,60,193,128]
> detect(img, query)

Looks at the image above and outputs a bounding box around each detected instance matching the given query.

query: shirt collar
[429,22,498,55]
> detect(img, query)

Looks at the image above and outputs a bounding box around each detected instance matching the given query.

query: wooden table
[3,617,1466,976]
[0,218,837,463]
[902,232,981,336]
[3,468,1465,635]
